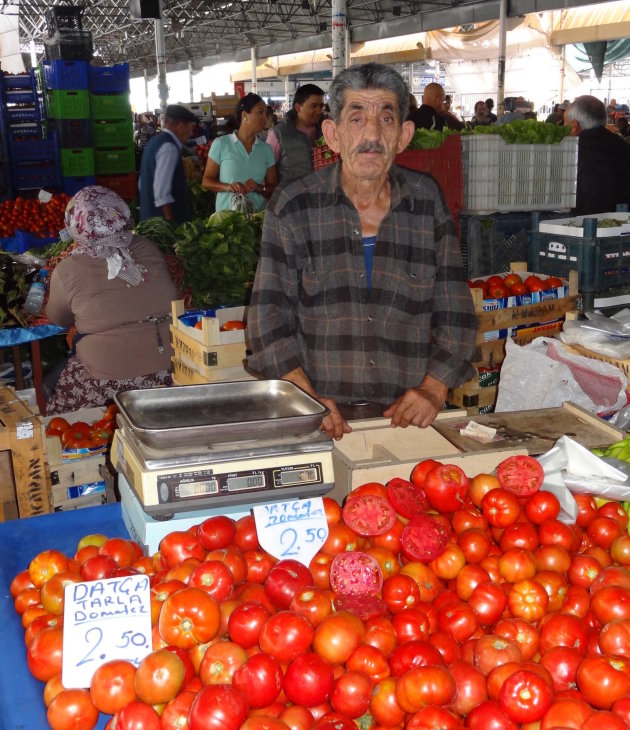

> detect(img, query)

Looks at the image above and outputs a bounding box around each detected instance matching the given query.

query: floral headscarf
[65,185,145,286]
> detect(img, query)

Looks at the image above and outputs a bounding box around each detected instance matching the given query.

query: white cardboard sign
[62,575,152,688]
[253,497,328,567]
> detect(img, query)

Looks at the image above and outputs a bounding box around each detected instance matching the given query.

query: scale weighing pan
[114,380,329,449]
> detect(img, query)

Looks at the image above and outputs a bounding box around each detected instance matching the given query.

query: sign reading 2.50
[253,498,329,567]
[62,575,152,688]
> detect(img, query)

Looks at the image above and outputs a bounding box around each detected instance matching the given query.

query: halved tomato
[342,494,396,536]
[401,515,449,563]
[329,551,383,596]
[388,478,429,520]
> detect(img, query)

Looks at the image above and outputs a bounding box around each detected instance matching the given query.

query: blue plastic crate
[52,118,92,148]
[43,60,88,90]
[2,74,34,90]
[15,229,60,251]
[9,131,58,162]
[63,175,96,197]
[4,88,35,104]
[12,160,61,190]
[88,63,130,93]
[4,107,40,124]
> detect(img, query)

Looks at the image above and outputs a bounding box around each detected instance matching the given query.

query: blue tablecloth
[0,504,130,729]
[0,324,66,347]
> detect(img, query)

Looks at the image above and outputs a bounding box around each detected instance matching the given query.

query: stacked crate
[2,70,58,196]
[42,60,94,197]
[0,76,10,200]
[90,64,137,201]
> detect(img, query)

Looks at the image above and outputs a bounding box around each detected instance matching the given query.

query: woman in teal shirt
[202,93,277,211]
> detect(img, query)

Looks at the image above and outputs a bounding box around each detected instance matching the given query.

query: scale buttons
[159,481,170,502]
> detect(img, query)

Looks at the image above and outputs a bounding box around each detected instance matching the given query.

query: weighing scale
[110,381,336,519]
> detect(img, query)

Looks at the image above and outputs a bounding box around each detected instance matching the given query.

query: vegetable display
[174,210,264,308]
[14,450,630,729]
[0,253,30,327]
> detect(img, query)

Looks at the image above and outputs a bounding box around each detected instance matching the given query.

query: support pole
[143,68,150,112]
[558,44,565,104]
[331,0,347,77]
[188,60,194,102]
[284,75,290,111]
[251,47,257,94]
[497,0,507,114]
[155,0,168,124]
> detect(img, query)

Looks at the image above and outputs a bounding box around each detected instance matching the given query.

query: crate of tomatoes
[0,192,69,248]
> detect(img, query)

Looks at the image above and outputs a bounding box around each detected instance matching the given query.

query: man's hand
[318,396,352,441]
[383,375,448,429]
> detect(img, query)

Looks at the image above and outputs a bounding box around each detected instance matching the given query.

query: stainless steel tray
[114,380,329,448]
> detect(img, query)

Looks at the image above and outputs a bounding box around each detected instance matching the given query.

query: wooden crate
[448,262,579,413]
[171,300,247,348]
[328,412,527,505]
[171,356,257,386]
[0,386,51,521]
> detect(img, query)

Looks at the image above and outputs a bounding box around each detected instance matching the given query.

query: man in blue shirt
[139,104,198,224]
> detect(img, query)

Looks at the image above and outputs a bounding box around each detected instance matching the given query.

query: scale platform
[111,424,336,518]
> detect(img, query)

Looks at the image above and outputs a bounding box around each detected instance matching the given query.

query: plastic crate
[63,175,96,197]
[46,6,83,36]
[462,135,578,214]
[52,118,92,148]
[395,136,464,232]
[88,64,130,94]
[89,93,131,120]
[44,30,93,62]
[95,171,137,200]
[94,146,134,175]
[60,147,95,177]
[46,89,90,119]
[2,74,34,90]
[4,106,40,125]
[529,212,630,293]
[312,144,339,171]
[14,229,60,252]
[92,119,133,147]
[4,88,35,104]
[11,160,61,190]
[9,131,58,162]
[42,60,88,91]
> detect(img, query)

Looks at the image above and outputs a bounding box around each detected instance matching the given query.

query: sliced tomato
[497,455,544,497]
[387,478,428,520]
[329,551,383,596]
[401,515,449,563]
[333,594,387,621]
[342,494,396,536]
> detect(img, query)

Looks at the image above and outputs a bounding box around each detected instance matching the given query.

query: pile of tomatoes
[468,272,564,300]
[0,193,70,240]
[45,404,118,450]
[12,453,630,730]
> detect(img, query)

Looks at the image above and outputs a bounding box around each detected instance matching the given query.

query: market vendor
[246,62,477,441]
[44,186,176,415]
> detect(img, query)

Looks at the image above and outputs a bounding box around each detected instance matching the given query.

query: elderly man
[409,82,445,131]
[565,95,630,215]
[247,63,477,440]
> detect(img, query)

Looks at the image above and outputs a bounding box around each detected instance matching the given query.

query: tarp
[0,9,26,74]
[0,324,65,347]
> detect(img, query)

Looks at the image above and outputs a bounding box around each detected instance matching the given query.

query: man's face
[321,88,414,181]
[172,120,196,144]
[295,95,325,127]
[475,103,488,119]
[425,87,445,113]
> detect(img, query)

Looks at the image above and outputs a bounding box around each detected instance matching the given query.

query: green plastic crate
[46,89,90,119]
[60,147,95,177]
[90,93,131,120]
[92,120,133,148]
[94,146,135,174]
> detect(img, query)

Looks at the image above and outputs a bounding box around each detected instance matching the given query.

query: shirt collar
[329,158,416,212]
[162,127,183,150]
[230,131,261,146]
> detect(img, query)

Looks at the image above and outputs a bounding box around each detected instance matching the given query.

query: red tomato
[450,659,488,716]
[401,513,449,562]
[329,551,383,596]
[188,560,235,601]
[503,273,523,288]
[577,654,630,709]
[312,611,365,664]
[159,531,206,568]
[282,652,334,707]
[525,490,561,524]
[482,488,520,528]
[540,645,583,692]
[423,464,470,512]
[196,515,237,550]
[509,282,529,295]
[160,690,196,730]
[346,643,389,681]
[232,652,284,708]
[388,639,444,676]
[29,549,70,588]
[544,276,563,289]
[468,581,508,626]
[90,659,137,714]
[264,559,314,609]
[382,573,421,613]
[80,554,118,581]
[133,648,185,705]
[228,600,272,648]
[391,607,430,644]
[46,688,99,730]
[259,610,314,663]
[394,665,457,713]
[158,587,221,649]
[466,700,518,730]
[497,455,544,497]
[508,579,549,622]
[469,473,501,507]
[473,634,523,676]
[369,676,405,727]
[498,669,553,723]
[234,514,260,551]
[26,625,64,681]
[342,494,396,535]
[188,684,249,730]
[410,459,443,488]
[199,640,247,684]
[328,670,373,718]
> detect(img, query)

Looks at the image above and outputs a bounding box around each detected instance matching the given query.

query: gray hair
[565,95,607,131]
[327,63,409,123]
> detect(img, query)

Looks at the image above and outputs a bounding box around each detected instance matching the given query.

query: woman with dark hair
[202,92,277,211]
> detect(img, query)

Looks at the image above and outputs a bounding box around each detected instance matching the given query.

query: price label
[195,135,208,145]
[38,189,53,203]
[62,575,152,688]
[253,498,329,567]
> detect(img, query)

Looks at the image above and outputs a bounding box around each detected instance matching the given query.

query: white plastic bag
[231,192,256,214]
[495,337,627,415]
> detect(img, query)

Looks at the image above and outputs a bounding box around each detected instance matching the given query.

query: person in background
[139,104,198,224]
[441,95,465,131]
[266,84,326,183]
[545,102,568,125]
[201,93,277,212]
[485,98,497,123]
[565,95,630,215]
[45,186,176,415]
[469,100,492,128]
[407,92,418,116]
[408,82,445,131]
[616,117,630,139]
[247,62,477,441]
[497,96,529,124]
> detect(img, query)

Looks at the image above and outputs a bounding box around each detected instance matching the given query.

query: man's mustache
[354,141,386,154]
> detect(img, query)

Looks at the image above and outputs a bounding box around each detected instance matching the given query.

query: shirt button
[360,272,365,278]
[367,316,372,322]
[369,360,375,366]
[353,229,360,236]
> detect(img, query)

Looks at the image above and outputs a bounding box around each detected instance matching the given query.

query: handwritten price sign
[253,497,329,567]
[62,575,152,688]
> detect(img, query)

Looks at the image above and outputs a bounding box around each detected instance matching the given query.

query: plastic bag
[495,337,627,415]
[230,192,256,214]
[559,313,630,360]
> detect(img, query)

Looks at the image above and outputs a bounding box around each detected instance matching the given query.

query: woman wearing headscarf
[45,185,176,414]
